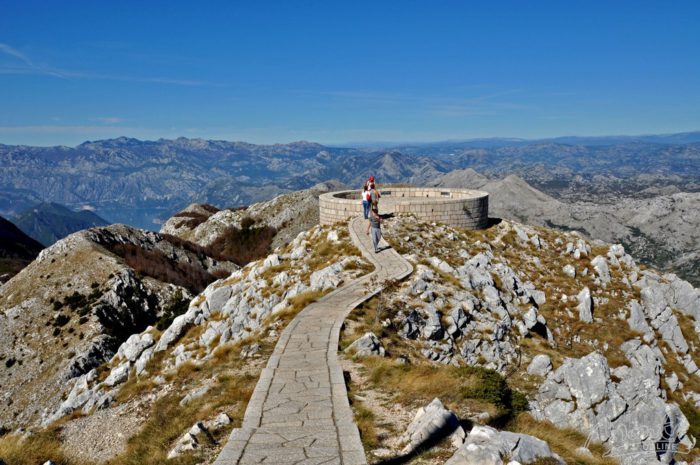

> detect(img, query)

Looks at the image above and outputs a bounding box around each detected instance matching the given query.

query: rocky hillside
[0,201,699,465]
[0,222,372,465]
[12,202,110,246]
[433,171,700,286]
[161,180,347,251]
[0,216,43,283]
[338,215,699,464]
[0,224,237,428]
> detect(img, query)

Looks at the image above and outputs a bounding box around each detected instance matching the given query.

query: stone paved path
[213,216,413,465]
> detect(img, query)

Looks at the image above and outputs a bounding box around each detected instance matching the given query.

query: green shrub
[458,365,528,421]
[156,291,190,330]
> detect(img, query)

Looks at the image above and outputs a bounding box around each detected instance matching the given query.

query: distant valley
[12,202,110,246]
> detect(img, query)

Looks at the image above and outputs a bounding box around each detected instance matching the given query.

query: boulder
[345,332,385,357]
[116,332,154,362]
[421,306,444,340]
[398,309,425,339]
[499,431,563,464]
[310,262,344,291]
[446,425,563,465]
[104,363,130,387]
[576,287,593,323]
[429,256,455,274]
[263,253,280,268]
[527,354,553,377]
[591,256,611,285]
[627,300,653,342]
[180,385,211,406]
[290,244,307,259]
[204,412,232,432]
[401,398,459,454]
[155,307,202,351]
[562,264,576,278]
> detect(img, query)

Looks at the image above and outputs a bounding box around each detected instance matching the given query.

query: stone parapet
[319,187,489,229]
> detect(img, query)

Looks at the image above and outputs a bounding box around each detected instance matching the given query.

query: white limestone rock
[103,363,130,387]
[117,332,155,363]
[576,287,593,323]
[309,261,344,291]
[590,256,611,285]
[527,354,553,377]
[401,398,459,454]
[346,332,385,357]
[562,264,576,278]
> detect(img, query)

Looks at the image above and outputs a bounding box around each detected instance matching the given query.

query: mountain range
[0,133,698,285]
[1,133,698,228]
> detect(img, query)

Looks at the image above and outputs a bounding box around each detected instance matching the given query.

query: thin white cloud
[0,42,210,86]
[92,117,126,124]
[297,86,529,118]
[0,43,34,66]
[0,42,67,78]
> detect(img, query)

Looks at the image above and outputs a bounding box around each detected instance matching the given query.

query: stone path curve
[213,216,413,465]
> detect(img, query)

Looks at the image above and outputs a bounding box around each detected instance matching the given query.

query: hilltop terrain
[0,186,698,465]
[432,171,700,286]
[0,224,237,427]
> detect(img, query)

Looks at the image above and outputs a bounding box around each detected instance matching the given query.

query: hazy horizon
[2,128,700,149]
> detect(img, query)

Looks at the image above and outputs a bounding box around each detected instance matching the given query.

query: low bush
[156,291,190,330]
[204,221,277,266]
[102,242,227,293]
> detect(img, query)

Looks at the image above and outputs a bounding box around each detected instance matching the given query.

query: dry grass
[510,414,619,465]
[105,340,259,465]
[268,289,327,324]
[357,357,526,424]
[0,429,70,465]
[350,395,379,450]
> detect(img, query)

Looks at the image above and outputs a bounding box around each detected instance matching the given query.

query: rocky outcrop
[446,424,564,465]
[400,399,461,454]
[345,332,385,357]
[160,181,348,251]
[45,224,369,425]
[530,347,691,465]
[0,220,239,428]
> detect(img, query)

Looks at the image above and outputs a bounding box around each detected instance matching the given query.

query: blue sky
[1,0,699,146]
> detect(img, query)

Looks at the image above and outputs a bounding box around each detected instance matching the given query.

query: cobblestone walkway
[214,216,413,465]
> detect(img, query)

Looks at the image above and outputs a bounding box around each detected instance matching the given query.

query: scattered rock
[400,398,459,454]
[590,256,611,285]
[562,264,576,278]
[576,287,593,323]
[346,332,385,357]
[527,354,552,377]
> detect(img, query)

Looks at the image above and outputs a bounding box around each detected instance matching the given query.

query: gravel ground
[60,398,150,463]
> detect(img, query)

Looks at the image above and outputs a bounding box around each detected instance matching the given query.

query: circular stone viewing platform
[319,187,489,229]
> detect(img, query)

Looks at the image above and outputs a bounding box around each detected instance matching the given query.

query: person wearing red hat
[364,176,380,204]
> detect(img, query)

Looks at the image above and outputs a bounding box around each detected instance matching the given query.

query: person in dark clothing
[366,206,382,253]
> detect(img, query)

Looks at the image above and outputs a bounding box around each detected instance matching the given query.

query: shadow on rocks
[372,418,474,465]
